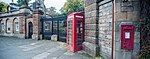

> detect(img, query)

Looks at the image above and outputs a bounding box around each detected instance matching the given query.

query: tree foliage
[139,0,150,59]
[60,0,84,14]
[0,2,7,12]
[46,7,59,18]
[16,0,31,7]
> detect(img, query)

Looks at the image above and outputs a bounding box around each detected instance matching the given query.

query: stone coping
[0,8,31,18]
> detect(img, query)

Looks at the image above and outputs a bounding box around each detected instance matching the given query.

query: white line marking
[22,44,44,51]
[32,46,62,59]
[32,52,50,59]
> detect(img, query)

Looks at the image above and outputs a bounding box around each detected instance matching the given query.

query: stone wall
[115,0,140,59]
[98,0,113,58]
[32,10,43,40]
[84,0,141,59]
[0,8,31,38]
[83,0,99,57]
[0,8,43,39]
[0,16,21,37]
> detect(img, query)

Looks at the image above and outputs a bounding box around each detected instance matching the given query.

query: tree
[46,7,61,18]
[16,0,31,7]
[60,0,84,14]
[0,2,7,12]
[139,0,150,59]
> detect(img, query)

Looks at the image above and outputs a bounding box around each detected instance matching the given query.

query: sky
[0,0,66,13]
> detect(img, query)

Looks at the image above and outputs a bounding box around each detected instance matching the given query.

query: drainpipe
[111,0,115,59]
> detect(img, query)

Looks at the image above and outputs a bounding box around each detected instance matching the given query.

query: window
[45,23,50,30]
[15,22,19,31]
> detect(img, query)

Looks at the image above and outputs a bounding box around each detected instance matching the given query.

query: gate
[41,16,67,42]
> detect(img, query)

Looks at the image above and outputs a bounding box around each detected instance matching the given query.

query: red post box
[67,12,84,52]
[121,25,134,51]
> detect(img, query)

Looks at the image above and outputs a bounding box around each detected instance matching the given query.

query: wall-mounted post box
[67,12,84,52]
[121,25,134,51]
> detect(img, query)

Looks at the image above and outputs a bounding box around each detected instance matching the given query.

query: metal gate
[41,16,67,42]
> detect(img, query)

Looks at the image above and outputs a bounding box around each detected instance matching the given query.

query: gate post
[32,10,44,40]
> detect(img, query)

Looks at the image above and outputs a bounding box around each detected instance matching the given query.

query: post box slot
[124,28,132,30]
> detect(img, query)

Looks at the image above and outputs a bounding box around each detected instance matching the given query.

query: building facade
[0,7,43,39]
[0,0,145,59]
[83,0,141,59]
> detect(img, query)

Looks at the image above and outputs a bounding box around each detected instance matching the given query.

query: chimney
[12,0,14,3]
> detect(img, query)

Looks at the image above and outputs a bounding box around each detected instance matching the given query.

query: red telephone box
[121,25,134,51]
[67,12,84,52]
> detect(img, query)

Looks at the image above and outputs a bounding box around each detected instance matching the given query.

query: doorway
[28,22,33,38]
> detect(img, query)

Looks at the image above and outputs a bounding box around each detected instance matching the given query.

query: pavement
[0,36,91,59]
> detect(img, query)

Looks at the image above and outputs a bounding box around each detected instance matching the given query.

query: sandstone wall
[83,0,99,57]
[98,0,113,58]
[84,0,141,59]
[115,0,140,59]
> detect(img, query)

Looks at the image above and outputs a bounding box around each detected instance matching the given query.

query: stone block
[91,10,98,17]
[16,34,25,38]
[115,50,123,59]
[134,32,140,43]
[127,11,139,21]
[115,32,121,42]
[85,3,97,12]
[99,44,112,58]
[85,30,97,37]
[99,30,112,35]
[84,36,98,44]
[133,2,140,11]
[82,42,99,56]
[32,34,39,40]
[99,26,110,31]
[121,2,133,7]
[85,12,90,18]
[115,51,132,59]
[85,17,97,24]
[133,43,140,52]
[115,3,121,12]
[85,24,97,30]
[99,23,109,27]
[85,0,97,7]
[115,41,121,51]
[85,10,98,18]
[51,35,58,41]
[115,12,127,21]
[39,34,43,40]
[115,21,121,32]
[121,7,134,12]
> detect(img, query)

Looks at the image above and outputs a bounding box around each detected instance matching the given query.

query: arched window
[5,19,8,33]
[6,19,11,33]
[13,18,19,33]
[0,20,4,33]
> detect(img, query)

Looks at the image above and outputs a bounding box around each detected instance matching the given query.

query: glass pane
[76,21,83,46]
[68,20,72,45]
